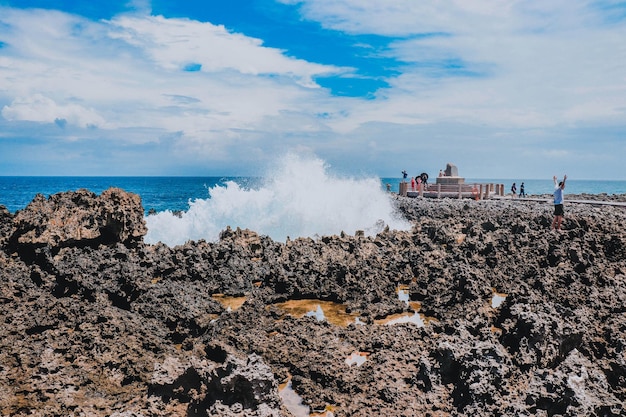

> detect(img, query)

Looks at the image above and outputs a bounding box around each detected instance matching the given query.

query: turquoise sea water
[1,176,626,214]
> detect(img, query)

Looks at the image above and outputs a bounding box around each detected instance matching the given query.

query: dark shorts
[554,204,564,216]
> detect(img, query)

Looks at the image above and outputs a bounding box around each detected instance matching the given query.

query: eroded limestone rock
[11,188,146,249]
[1,190,625,416]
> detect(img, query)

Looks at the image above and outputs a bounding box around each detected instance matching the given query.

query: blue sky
[1,0,625,179]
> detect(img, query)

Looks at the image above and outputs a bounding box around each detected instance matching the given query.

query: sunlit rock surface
[0,189,625,416]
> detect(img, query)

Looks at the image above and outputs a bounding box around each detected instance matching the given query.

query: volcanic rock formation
[1,188,625,416]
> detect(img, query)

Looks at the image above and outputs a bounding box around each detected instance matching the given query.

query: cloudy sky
[1,0,625,179]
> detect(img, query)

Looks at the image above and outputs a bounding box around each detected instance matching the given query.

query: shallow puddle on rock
[279,378,310,417]
[397,285,410,304]
[375,312,426,326]
[212,294,248,311]
[375,285,427,326]
[345,351,369,367]
[271,299,360,327]
[491,289,507,308]
[397,284,421,312]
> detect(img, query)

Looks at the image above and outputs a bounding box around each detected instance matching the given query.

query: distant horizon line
[1,175,626,182]
[0,174,626,182]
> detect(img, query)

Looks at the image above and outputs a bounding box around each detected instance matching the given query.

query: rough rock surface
[1,189,625,416]
[11,188,146,249]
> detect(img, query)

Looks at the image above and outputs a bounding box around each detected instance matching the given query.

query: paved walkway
[493,196,626,207]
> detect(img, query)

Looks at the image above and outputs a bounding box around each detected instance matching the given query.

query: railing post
[399,181,407,196]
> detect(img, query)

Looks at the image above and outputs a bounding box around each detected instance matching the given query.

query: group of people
[403,170,568,232]
[402,170,429,191]
[510,182,526,198]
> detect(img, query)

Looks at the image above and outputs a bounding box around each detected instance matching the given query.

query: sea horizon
[2,174,626,181]
[2,175,626,215]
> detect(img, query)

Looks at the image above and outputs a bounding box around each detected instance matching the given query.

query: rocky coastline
[1,188,625,416]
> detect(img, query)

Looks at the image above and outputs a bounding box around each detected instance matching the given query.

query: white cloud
[0,2,625,178]
[2,94,105,127]
[0,7,343,137]
[106,14,342,85]
[284,0,626,130]
[280,0,604,36]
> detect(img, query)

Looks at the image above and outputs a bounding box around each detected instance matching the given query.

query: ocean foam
[144,153,412,246]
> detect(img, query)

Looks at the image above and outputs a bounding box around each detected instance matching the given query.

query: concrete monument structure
[436,162,465,185]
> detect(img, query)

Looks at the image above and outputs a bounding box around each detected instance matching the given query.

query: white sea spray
[144,153,412,246]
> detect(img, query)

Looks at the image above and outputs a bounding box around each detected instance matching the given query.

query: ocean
[0,155,412,245]
[2,156,625,246]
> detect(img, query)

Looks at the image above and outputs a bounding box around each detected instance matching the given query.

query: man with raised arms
[551,175,567,231]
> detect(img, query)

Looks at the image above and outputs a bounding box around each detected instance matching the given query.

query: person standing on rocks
[551,175,567,231]
[519,182,526,198]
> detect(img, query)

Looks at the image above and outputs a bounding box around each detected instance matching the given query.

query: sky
[0,0,625,179]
